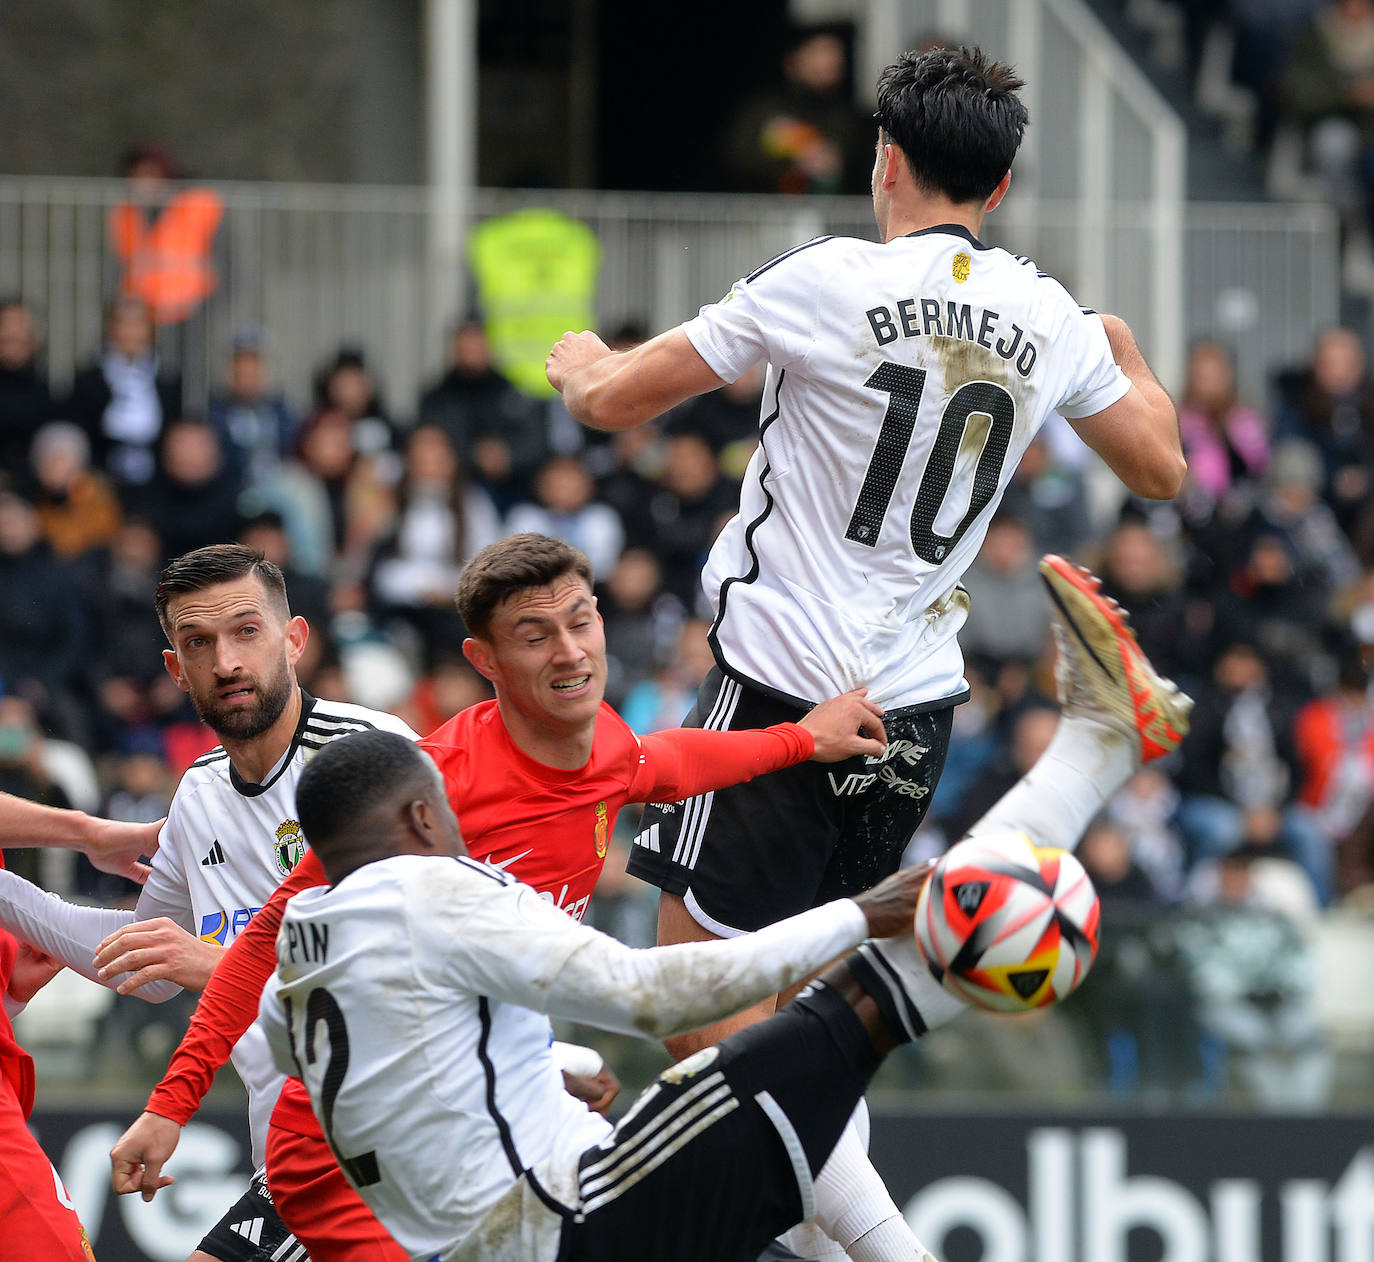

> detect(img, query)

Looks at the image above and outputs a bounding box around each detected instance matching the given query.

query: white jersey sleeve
[1046,293,1130,420]
[680,241,830,382]
[420,862,870,1038]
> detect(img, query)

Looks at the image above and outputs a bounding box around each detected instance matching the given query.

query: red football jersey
[421,700,652,923]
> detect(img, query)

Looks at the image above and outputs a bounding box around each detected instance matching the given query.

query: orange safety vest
[109,188,224,324]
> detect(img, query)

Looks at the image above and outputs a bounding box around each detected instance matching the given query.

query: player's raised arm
[0,792,161,884]
[1067,314,1186,500]
[546,327,726,431]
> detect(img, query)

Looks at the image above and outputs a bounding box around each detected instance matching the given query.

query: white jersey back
[263,855,611,1262]
[140,691,417,1163]
[682,226,1129,710]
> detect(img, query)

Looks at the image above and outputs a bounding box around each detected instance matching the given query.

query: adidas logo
[201,840,226,867]
[229,1218,263,1245]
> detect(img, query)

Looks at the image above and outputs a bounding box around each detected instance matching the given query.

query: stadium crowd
[1,279,1372,1102]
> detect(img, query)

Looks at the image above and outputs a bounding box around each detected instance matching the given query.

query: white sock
[810,1119,929,1260]
[848,1216,933,1262]
[966,714,1136,851]
[781,1221,847,1261]
[780,1100,873,1260]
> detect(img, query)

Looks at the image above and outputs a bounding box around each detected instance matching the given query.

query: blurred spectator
[998,434,1092,554]
[395,654,492,736]
[598,547,687,710]
[1281,0,1374,240]
[1176,843,1330,1108]
[294,407,393,572]
[416,317,547,512]
[959,513,1051,665]
[1107,768,1188,901]
[0,492,88,743]
[368,424,503,663]
[27,421,123,561]
[1293,639,1374,895]
[130,419,244,561]
[1209,530,1329,683]
[926,659,1002,839]
[1173,641,1331,899]
[939,703,1061,843]
[1273,327,1374,537]
[620,618,716,735]
[83,733,171,903]
[1097,519,1196,686]
[311,345,395,460]
[0,696,72,888]
[632,432,738,611]
[664,365,765,478]
[87,518,187,753]
[108,141,221,327]
[65,295,181,488]
[0,297,54,472]
[1241,438,1361,597]
[206,324,297,491]
[1176,341,1271,524]
[1072,814,1199,1097]
[721,25,874,194]
[466,210,601,399]
[508,455,625,577]
[1079,813,1168,903]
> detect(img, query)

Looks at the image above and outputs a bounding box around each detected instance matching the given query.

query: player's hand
[546,329,613,393]
[800,689,888,762]
[852,861,935,938]
[7,942,63,1004]
[94,918,223,995]
[110,1111,180,1201]
[562,1066,621,1115]
[84,815,162,885]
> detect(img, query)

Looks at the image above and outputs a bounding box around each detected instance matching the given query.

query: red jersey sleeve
[631,722,814,803]
[145,848,327,1125]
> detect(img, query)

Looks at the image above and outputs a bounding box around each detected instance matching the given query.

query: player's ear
[162,648,188,692]
[984,171,1011,214]
[462,636,499,685]
[283,616,309,667]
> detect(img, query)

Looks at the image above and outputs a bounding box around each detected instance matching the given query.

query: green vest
[467,208,601,398]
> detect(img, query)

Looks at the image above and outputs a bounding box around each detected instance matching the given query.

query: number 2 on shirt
[844,362,1016,565]
[284,987,382,1188]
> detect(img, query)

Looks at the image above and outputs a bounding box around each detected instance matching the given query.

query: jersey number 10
[844,362,1016,565]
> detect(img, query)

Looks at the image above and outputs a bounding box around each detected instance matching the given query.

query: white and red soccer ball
[914,827,1100,1013]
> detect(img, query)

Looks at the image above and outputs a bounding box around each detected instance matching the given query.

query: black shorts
[627,668,954,933]
[198,1167,306,1262]
[559,981,881,1262]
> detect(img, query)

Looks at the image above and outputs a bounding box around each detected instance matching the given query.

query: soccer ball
[914,828,1099,1013]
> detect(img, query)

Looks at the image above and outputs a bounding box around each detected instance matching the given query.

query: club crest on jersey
[659,1045,720,1085]
[594,800,609,858]
[274,819,307,876]
[952,251,971,283]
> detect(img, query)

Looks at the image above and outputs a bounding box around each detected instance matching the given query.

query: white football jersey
[682,226,1130,710]
[140,691,417,1162]
[261,853,869,1261]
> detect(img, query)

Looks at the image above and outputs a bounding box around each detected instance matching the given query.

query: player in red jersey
[109,534,888,1261]
[0,793,159,1259]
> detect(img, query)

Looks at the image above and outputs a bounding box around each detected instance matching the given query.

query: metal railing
[0,178,1339,417]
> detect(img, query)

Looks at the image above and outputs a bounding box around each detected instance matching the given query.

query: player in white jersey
[256,729,961,1262]
[0,544,416,1262]
[546,43,1187,1262]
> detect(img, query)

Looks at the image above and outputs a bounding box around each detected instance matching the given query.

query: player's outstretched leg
[966,554,1192,852]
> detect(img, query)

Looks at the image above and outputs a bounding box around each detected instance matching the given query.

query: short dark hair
[155,543,291,639]
[874,45,1027,205]
[296,730,438,857]
[455,533,594,638]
